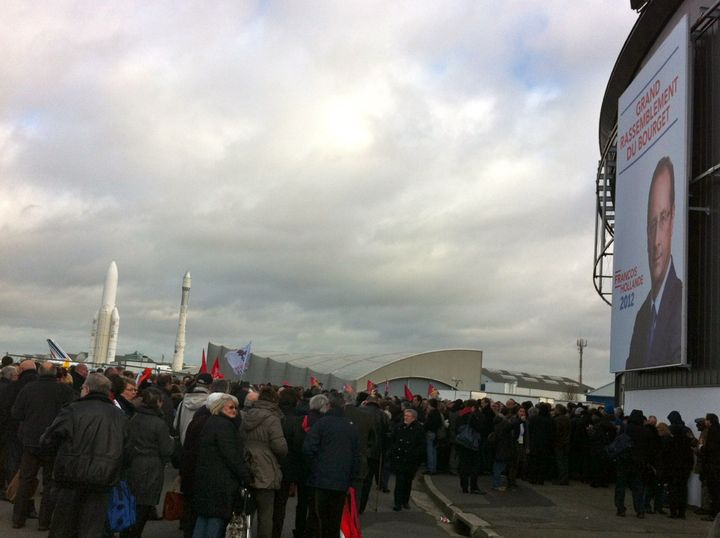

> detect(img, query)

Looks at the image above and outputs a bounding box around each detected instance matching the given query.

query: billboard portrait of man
[625,156,683,370]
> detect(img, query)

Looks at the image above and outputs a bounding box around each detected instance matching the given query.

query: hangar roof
[483,368,594,393]
[251,349,480,381]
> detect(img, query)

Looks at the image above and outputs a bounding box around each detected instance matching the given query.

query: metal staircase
[593,130,617,306]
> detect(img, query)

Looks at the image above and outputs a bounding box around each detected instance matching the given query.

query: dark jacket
[279,404,305,484]
[193,414,252,520]
[554,414,571,448]
[664,424,694,481]
[303,408,360,492]
[626,260,682,369]
[389,419,425,472]
[158,386,176,433]
[701,424,720,481]
[359,402,389,461]
[0,368,39,437]
[115,394,135,417]
[493,416,515,462]
[70,369,85,395]
[622,410,655,467]
[478,405,495,439]
[40,392,129,490]
[424,408,443,434]
[344,404,375,482]
[529,410,555,456]
[12,375,75,452]
[126,404,175,505]
[180,406,212,495]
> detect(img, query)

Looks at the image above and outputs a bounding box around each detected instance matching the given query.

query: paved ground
[4,467,715,537]
[427,472,713,537]
[0,467,455,537]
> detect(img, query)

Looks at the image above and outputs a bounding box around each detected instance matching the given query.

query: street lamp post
[451,377,463,399]
[576,338,588,387]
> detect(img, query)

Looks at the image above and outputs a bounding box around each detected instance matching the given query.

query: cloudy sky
[0,1,638,388]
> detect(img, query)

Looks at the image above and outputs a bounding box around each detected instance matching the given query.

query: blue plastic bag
[107,480,137,532]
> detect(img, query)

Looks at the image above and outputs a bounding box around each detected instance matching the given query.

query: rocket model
[88,261,120,364]
[172,271,191,372]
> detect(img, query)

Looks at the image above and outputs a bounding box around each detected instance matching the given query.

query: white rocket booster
[107,307,119,363]
[88,261,119,364]
[172,271,191,372]
[88,313,98,363]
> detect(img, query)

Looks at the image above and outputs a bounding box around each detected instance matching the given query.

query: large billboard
[610,15,689,373]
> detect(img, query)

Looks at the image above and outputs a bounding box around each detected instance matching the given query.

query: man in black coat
[11,362,74,530]
[615,409,653,518]
[0,364,18,496]
[40,373,129,537]
[274,387,305,538]
[343,393,375,506]
[359,395,389,513]
[0,359,39,489]
[156,373,177,433]
[389,408,425,511]
[68,363,88,396]
[424,399,443,475]
[528,403,555,485]
[303,393,360,538]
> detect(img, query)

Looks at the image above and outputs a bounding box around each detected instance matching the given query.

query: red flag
[310,376,321,388]
[340,487,362,538]
[199,348,208,373]
[343,383,354,393]
[403,384,413,401]
[428,383,437,398]
[366,380,376,393]
[136,367,152,386]
[211,356,223,379]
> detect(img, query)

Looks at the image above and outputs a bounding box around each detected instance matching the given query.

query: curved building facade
[207,343,482,397]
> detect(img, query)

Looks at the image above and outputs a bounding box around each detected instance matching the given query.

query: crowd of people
[0,353,718,537]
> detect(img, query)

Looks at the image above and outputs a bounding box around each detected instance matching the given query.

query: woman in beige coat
[242,387,288,538]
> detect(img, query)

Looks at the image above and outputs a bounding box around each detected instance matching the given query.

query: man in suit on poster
[626,156,683,370]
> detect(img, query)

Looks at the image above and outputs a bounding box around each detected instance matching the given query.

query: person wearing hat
[174,373,213,445]
[614,409,652,518]
[664,411,694,518]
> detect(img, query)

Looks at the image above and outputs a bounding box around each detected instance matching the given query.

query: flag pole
[374,452,383,512]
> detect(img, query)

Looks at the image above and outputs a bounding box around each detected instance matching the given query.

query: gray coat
[126,404,175,505]
[242,400,287,489]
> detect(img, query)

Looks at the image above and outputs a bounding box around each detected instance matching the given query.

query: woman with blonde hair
[192,393,251,538]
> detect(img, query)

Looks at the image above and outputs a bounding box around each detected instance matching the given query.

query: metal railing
[593,127,617,306]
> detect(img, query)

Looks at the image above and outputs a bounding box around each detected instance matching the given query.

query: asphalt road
[0,468,454,537]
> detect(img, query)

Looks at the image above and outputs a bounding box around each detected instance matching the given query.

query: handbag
[225,512,251,538]
[5,470,38,503]
[107,480,137,532]
[162,475,183,521]
[454,423,481,451]
[605,432,633,461]
[233,486,255,516]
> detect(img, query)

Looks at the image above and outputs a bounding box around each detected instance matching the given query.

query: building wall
[624,386,714,506]
[614,1,720,391]
[356,349,482,393]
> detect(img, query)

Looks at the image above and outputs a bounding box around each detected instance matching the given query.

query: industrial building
[207,343,483,397]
